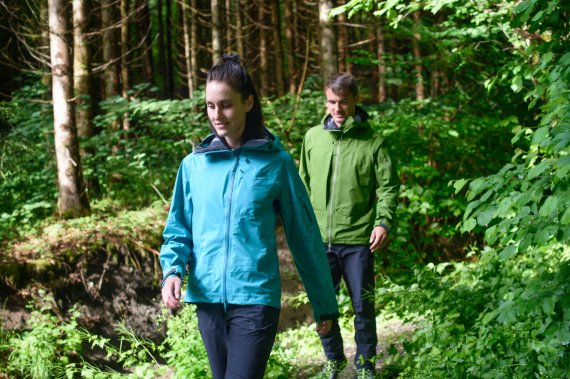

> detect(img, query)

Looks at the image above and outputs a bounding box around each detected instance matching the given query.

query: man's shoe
[319,359,347,379]
[355,367,375,379]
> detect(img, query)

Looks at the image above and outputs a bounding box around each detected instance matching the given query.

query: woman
[160,54,339,379]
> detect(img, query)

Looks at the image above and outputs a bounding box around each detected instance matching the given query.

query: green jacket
[299,107,399,245]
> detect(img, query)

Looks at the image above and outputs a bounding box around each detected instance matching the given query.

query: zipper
[328,136,341,251]
[223,153,240,309]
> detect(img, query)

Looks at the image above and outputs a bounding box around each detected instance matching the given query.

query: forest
[0,0,568,377]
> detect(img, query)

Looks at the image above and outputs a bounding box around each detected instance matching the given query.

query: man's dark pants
[196,303,280,379]
[319,244,377,370]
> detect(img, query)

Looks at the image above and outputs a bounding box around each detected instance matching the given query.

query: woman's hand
[316,319,332,335]
[162,275,182,311]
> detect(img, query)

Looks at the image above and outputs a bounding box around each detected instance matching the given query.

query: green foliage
[85,89,209,206]
[460,0,570,258]
[378,244,570,378]
[263,85,326,160]
[4,293,81,379]
[370,96,514,269]
[0,81,56,241]
[159,305,210,378]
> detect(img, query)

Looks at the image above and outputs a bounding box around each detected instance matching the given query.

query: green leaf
[462,218,477,233]
[477,208,495,226]
[561,207,570,225]
[453,179,468,194]
[539,196,558,218]
[528,160,549,179]
[540,52,554,68]
[541,298,555,315]
[559,52,570,65]
[482,310,498,325]
[499,244,517,261]
[531,127,549,145]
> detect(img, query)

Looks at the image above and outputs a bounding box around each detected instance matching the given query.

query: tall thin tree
[283,0,297,93]
[120,0,130,130]
[258,0,269,96]
[318,0,337,81]
[72,0,94,145]
[412,11,425,101]
[181,0,194,97]
[271,0,284,96]
[376,23,387,102]
[48,0,90,217]
[211,0,222,63]
[101,0,120,102]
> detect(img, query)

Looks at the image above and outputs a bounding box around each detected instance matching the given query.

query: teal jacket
[160,132,339,321]
[299,107,399,245]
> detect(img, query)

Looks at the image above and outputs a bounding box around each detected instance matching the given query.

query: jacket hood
[322,106,370,133]
[195,128,284,154]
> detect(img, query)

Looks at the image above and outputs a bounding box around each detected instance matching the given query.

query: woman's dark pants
[318,244,377,370]
[196,303,280,379]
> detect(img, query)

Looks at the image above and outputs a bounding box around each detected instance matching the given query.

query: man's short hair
[325,73,358,98]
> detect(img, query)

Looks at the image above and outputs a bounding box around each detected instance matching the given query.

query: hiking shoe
[318,359,347,379]
[355,367,375,379]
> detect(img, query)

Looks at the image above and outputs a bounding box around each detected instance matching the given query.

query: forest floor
[0,203,414,377]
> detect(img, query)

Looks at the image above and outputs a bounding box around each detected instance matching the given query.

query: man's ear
[245,95,254,112]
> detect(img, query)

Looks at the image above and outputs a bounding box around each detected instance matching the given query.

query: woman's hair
[206,54,265,143]
[325,73,358,98]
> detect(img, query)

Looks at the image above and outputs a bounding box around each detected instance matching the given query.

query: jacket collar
[195,129,283,154]
[322,106,369,133]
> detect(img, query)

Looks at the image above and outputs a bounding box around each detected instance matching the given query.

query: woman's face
[206,80,253,148]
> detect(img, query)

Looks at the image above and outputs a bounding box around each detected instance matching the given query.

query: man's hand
[369,226,388,251]
[161,275,182,311]
[316,319,332,335]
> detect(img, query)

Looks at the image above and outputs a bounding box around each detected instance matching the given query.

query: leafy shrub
[377,244,570,378]
[5,293,81,379]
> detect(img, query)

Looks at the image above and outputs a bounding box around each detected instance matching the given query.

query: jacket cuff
[161,268,181,288]
[377,223,391,233]
[316,312,340,322]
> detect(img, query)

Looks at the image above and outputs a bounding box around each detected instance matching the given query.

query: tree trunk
[389,38,398,100]
[101,0,120,100]
[376,24,387,102]
[48,0,90,217]
[271,0,284,96]
[318,0,337,81]
[190,0,199,88]
[235,0,244,58]
[211,0,222,63]
[120,0,130,130]
[369,28,378,102]
[336,0,348,73]
[139,0,154,86]
[181,0,194,97]
[283,0,297,93]
[72,0,93,144]
[225,0,233,53]
[164,0,174,97]
[412,11,425,101]
[258,1,269,96]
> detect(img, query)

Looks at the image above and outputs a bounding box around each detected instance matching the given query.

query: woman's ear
[245,95,254,112]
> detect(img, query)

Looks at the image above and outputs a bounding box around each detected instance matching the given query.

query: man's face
[325,88,356,127]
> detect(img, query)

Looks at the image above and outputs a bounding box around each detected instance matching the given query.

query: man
[299,73,399,379]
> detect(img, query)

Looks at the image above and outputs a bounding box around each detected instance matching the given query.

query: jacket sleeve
[374,144,399,230]
[159,160,193,284]
[298,133,311,195]
[278,154,339,322]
